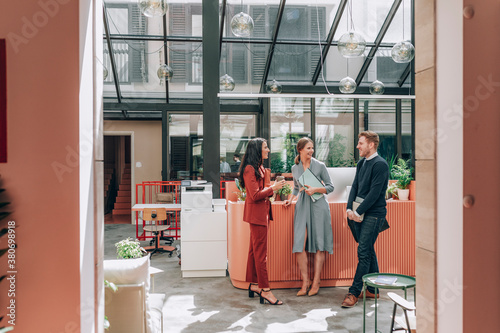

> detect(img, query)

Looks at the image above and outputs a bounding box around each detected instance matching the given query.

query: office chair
[142,208,175,257]
[154,192,176,247]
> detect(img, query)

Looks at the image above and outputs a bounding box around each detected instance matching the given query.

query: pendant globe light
[391,41,415,63]
[339,76,356,94]
[157,64,173,85]
[369,80,385,95]
[220,41,235,92]
[138,0,168,18]
[266,79,282,94]
[391,0,415,63]
[220,74,235,92]
[231,11,254,37]
[103,67,109,81]
[338,32,366,58]
[338,0,366,58]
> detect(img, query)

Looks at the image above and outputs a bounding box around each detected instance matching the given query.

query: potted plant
[391,159,413,200]
[276,183,292,201]
[115,237,147,259]
[234,178,246,201]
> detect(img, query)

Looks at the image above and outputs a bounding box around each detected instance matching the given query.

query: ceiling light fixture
[157,64,173,85]
[230,12,254,37]
[220,74,235,92]
[266,79,282,94]
[138,0,168,17]
[339,76,356,94]
[392,0,415,63]
[338,0,366,58]
[370,80,385,95]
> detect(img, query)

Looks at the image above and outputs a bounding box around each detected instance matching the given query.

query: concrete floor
[105,224,413,333]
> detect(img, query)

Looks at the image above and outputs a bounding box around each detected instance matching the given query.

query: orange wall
[0,1,80,331]
[463,0,500,330]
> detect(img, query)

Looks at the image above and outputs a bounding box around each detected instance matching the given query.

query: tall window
[104,4,147,84]
[270,98,311,173]
[315,98,355,167]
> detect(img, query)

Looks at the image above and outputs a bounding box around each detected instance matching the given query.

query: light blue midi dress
[291,158,334,254]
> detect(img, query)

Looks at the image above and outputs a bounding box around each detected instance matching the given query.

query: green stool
[362,273,416,333]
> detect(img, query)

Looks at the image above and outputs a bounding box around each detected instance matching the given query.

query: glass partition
[270,97,311,173]
[315,98,355,167]
[168,113,257,180]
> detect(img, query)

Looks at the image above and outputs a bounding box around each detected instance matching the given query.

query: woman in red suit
[239,138,285,305]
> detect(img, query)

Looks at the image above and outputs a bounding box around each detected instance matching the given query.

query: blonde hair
[359,131,380,150]
[294,137,314,164]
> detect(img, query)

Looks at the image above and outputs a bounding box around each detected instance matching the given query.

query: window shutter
[250,6,268,84]
[169,4,188,82]
[129,5,147,83]
[309,7,325,79]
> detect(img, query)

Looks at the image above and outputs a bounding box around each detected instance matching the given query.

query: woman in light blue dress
[284,137,334,296]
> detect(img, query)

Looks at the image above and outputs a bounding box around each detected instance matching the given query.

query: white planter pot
[397,188,410,201]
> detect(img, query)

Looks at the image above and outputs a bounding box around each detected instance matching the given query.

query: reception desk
[227,200,415,290]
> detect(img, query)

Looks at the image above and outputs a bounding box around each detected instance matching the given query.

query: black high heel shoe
[248,283,260,298]
[259,289,283,305]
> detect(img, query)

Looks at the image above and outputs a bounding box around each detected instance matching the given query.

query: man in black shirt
[341,131,390,308]
[231,153,241,173]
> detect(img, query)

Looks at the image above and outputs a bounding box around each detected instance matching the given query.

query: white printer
[180,181,213,212]
[180,180,227,278]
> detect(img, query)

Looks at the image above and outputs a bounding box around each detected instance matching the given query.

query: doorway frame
[103,131,135,218]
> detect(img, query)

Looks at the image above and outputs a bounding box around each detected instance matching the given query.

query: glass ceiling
[103,0,414,105]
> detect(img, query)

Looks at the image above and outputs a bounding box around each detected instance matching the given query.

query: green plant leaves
[391,158,413,189]
[115,238,147,259]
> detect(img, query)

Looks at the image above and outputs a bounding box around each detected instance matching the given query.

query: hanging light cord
[348,0,355,32]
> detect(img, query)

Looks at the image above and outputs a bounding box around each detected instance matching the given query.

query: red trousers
[246,223,270,288]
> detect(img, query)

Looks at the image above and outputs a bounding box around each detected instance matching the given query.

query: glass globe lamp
[157,64,173,85]
[230,12,254,37]
[103,67,109,81]
[391,41,415,63]
[339,76,356,94]
[138,0,168,17]
[220,74,235,92]
[369,80,385,95]
[284,108,296,119]
[338,31,366,58]
[266,79,282,94]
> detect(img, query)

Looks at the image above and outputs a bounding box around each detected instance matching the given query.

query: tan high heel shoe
[308,281,320,296]
[296,281,311,296]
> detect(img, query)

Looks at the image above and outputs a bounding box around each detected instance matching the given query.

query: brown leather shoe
[341,293,358,308]
[359,290,379,299]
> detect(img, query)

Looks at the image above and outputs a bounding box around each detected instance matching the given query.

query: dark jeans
[348,215,385,296]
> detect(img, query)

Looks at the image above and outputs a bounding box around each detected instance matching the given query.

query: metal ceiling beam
[103,5,126,118]
[107,34,397,48]
[355,0,402,86]
[162,15,170,103]
[104,102,260,112]
[397,63,411,87]
[219,0,227,61]
[312,0,348,85]
[259,0,287,93]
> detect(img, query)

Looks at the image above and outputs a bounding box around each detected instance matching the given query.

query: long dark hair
[238,137,266,189]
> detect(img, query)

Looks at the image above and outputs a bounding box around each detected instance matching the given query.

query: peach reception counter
[227,200,415,290]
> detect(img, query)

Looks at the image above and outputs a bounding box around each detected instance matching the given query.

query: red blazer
[242,165,274,225]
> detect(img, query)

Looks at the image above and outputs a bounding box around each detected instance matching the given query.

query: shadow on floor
[105,224,413,333]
